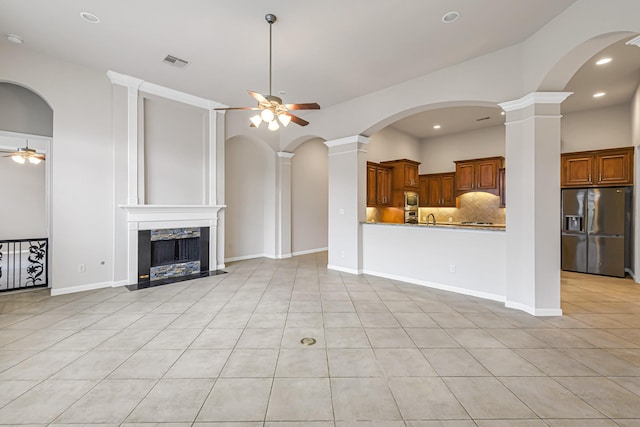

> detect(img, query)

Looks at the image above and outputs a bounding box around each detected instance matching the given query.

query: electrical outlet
[449,264,456,273]
[78,264,86,273]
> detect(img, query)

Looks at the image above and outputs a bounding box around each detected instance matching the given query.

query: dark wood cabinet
[561,147,634,188]
[419,173,456,207]
[499,168,506,208]
[379,159,422,207]
[366,162,392,206]
[454,156,504,196]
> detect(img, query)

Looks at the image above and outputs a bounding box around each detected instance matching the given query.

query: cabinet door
[596,148,633,185]
[367,165,377,206]
[440,174,456,207]
[404,163,419,188]
[377,167,392,205]
[562,153,594,187]
[476,159,499,191]
[456,162,475,192]
[418,176,429,207]
[427,177,442,206]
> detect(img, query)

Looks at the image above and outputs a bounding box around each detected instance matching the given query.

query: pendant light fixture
[2,140,45,165]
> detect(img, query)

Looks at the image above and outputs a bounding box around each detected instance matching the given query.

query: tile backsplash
[419,192,505,224]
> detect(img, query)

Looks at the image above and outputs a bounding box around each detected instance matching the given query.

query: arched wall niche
[0,81,53,137]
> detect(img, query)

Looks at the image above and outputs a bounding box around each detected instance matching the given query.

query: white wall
[0,83,53,137]
[0,42,114,292]
[367,127,420,163]
[419,126,506,174]
[142,95,207,205]
[0,136,47,240]
[363,224,506,300]
[225,136,275,260]
[561,103,632,152]
[291,138,328,254]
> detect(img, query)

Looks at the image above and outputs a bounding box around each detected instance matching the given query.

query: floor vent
[163,55,190,69]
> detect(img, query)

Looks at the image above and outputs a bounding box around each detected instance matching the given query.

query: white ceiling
[4,1,637,140]
[0,0,576,110]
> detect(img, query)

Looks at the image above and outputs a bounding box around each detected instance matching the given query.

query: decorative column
[276,152,295,259]
[499,92,572,316]
[324,135,370,273]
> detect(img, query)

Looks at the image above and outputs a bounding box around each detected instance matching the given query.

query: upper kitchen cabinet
[380,159,421,207]
[367,162,392,206]
[561,146,634,188]
[419,173,456,207]
[454,156,504,196]
[499,168,506,208]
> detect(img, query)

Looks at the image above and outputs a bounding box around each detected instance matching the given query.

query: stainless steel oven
[405,210,418,224]
[404,191,418,209]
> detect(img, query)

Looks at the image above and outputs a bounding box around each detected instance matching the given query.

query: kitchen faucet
[427,213,436,225]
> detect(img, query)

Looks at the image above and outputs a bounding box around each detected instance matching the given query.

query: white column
[276,152,295,259]
[324,135,370,274]
[499,92,572,316]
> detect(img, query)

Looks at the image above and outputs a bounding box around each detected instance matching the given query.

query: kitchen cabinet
[561,146,634,188]
[454,156,504,196]
[379,159,421,207]
[366,162,392,206]
[499,168,506,208]
[419,173,456,207]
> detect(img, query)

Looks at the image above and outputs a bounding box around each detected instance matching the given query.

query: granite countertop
[362,221,506,231]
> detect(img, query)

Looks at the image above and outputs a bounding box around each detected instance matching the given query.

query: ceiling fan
[215,13,320,130]
[0,140,45,165]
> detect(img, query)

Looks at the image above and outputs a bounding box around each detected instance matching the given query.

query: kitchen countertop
[362,221,506,231]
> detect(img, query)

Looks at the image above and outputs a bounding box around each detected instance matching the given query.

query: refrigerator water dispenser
[565,215,582,232]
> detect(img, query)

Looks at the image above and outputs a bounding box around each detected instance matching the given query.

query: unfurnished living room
[2,1,640,426]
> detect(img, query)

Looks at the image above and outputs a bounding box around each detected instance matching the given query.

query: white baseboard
[505,300,563,317]
[625,268,636,281]
[327,264,362,275]
[362,269,506,303]
[216,264,226,270]
[225,253,265,263]
[51,280,115,296]
[292,247,328,257]
[112,280,128,288]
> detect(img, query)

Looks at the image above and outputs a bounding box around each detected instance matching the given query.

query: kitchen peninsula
[362,156,507,302]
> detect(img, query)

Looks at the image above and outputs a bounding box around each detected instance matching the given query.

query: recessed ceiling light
[442,11,460,23]
[433,125,441,129]
[500,111,505,116]
[80,12,100,23]
[596,57,612,65]
[593,92,606,98]
[6,34,23,44]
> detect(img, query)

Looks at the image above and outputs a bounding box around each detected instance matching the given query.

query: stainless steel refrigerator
[561,187,631,277]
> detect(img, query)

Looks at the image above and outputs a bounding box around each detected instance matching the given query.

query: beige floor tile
[474,421,547,427]
[484,328,549,348]
[96,328,159,350]
[544,420,619,426]
[108,349,183,379]
[328,348,382,377]
[220,348,279,377]
[196,378,272,422]
[468,348,545,376]
[331,378,402,421]
[0,350,85,380]
[561,348,640,376]
[394,312,438,327]
[323,312,361,327]
[500,376,604,418]
[266,378,333,421]
[142,328,201,350]
[515,348,599,376]
[275,348,328,377]
[445,328,506,348]
[365,328,415,348]
[189,328,243,349]
[51,350,133,379]
[1,329,76,350]
[359,312,401,328]
[556,376,640,418]
[0,379,97,424]
[247,312,287,328]
[0,379,40,407]
[405,328,460,348]
[388,377,469,420]
[421,348,491,376]
[166,312,216,329]
[282,327,325,348]
[235,328,284,348]
[164,349,231,378]
[325,327,371,348]
[405,422,477,427]
[374,348,437,377]
[126,378,214,422]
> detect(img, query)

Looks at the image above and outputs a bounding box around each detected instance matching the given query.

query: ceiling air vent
[163,55,190,69]
[476,116,491,121]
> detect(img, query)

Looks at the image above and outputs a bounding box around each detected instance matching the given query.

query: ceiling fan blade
[248,91,268,103]
[285,102,320,110]
[286,113,309,127]
[214,107,260,111]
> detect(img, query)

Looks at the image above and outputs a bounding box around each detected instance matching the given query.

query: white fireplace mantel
[120,204,226,284]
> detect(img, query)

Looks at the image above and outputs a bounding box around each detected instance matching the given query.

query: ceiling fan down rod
[266,13,276,97]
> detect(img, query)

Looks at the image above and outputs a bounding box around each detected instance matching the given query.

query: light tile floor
[1,253,640,426]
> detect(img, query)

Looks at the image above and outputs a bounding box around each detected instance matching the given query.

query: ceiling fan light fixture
[268,119,280,131]
[250,114,263,127]
[11,153,26,164]
[29,156,42,165]
[261,108,275,123]
[278,113,291,127]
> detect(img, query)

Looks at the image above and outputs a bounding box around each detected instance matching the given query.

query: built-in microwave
[404,191,419,209]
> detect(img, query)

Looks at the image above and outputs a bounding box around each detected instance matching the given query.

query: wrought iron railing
[0,238,48,292]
